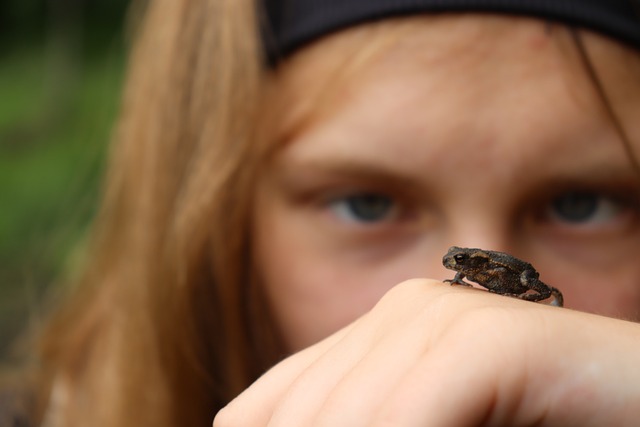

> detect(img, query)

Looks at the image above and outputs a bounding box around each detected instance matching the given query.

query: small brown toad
[442,246,563,307]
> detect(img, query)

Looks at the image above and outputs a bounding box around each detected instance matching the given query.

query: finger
[371,306,556,427]
[270,280,482,426]
[266,310,393,425]
[310,285,513,427]
[372,326,507,427]
[214,318,359,426]
[307,298,440,426]
[215,279,498,426]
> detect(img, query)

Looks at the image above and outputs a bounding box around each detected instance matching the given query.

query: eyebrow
[272,155,429,194]
[272,149,640,200]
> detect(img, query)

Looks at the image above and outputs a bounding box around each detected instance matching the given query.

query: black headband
[261,0,640,64]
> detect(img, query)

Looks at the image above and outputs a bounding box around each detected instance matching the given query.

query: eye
[454,254,467,262]
[546,191,625,225]
[329,193,397,224]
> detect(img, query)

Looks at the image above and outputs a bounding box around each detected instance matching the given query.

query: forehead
[269,14,640,142]
[263,14,640,203]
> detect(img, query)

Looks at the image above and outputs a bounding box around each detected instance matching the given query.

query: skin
[217,15,640,425]
[215,281,640,426]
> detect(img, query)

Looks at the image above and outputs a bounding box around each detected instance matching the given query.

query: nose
[410,208,519,282]
[445,213,514,255]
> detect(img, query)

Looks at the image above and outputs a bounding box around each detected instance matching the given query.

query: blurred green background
[1,0,129,363]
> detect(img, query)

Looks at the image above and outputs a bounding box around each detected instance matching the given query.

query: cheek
[253,216,383,352]
[251,191,382,352]
[540,257,640,320]
[252,189,446,352]
[255,251,376,352]
[564,275,640,320]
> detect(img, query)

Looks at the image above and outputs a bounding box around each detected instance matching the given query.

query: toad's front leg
[444,272,473,287]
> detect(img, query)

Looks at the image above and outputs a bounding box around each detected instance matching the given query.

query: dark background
[0,0,129,365]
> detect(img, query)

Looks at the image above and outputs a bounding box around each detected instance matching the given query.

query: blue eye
[330,194,396,223]
[548,191,621,224]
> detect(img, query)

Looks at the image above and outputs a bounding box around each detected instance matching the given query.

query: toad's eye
[454,254,467,263]
[329,193,396,224]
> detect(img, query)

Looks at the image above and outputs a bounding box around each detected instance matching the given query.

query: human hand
[214,279,640,426]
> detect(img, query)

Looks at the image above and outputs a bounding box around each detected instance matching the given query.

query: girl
[33,0,640,425]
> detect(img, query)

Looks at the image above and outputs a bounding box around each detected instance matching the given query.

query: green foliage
[0,29,126,360]
[0,0,131,48]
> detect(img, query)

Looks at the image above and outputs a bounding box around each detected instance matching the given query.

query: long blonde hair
[35,3,428,425]
[37,0,280,425]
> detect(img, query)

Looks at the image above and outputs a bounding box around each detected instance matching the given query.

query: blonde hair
[35,4,425,425]
[37,0,279,425]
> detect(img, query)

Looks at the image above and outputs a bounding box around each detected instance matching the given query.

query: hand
[214,279,640,426]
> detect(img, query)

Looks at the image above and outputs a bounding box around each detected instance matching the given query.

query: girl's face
[252,16,640,352]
